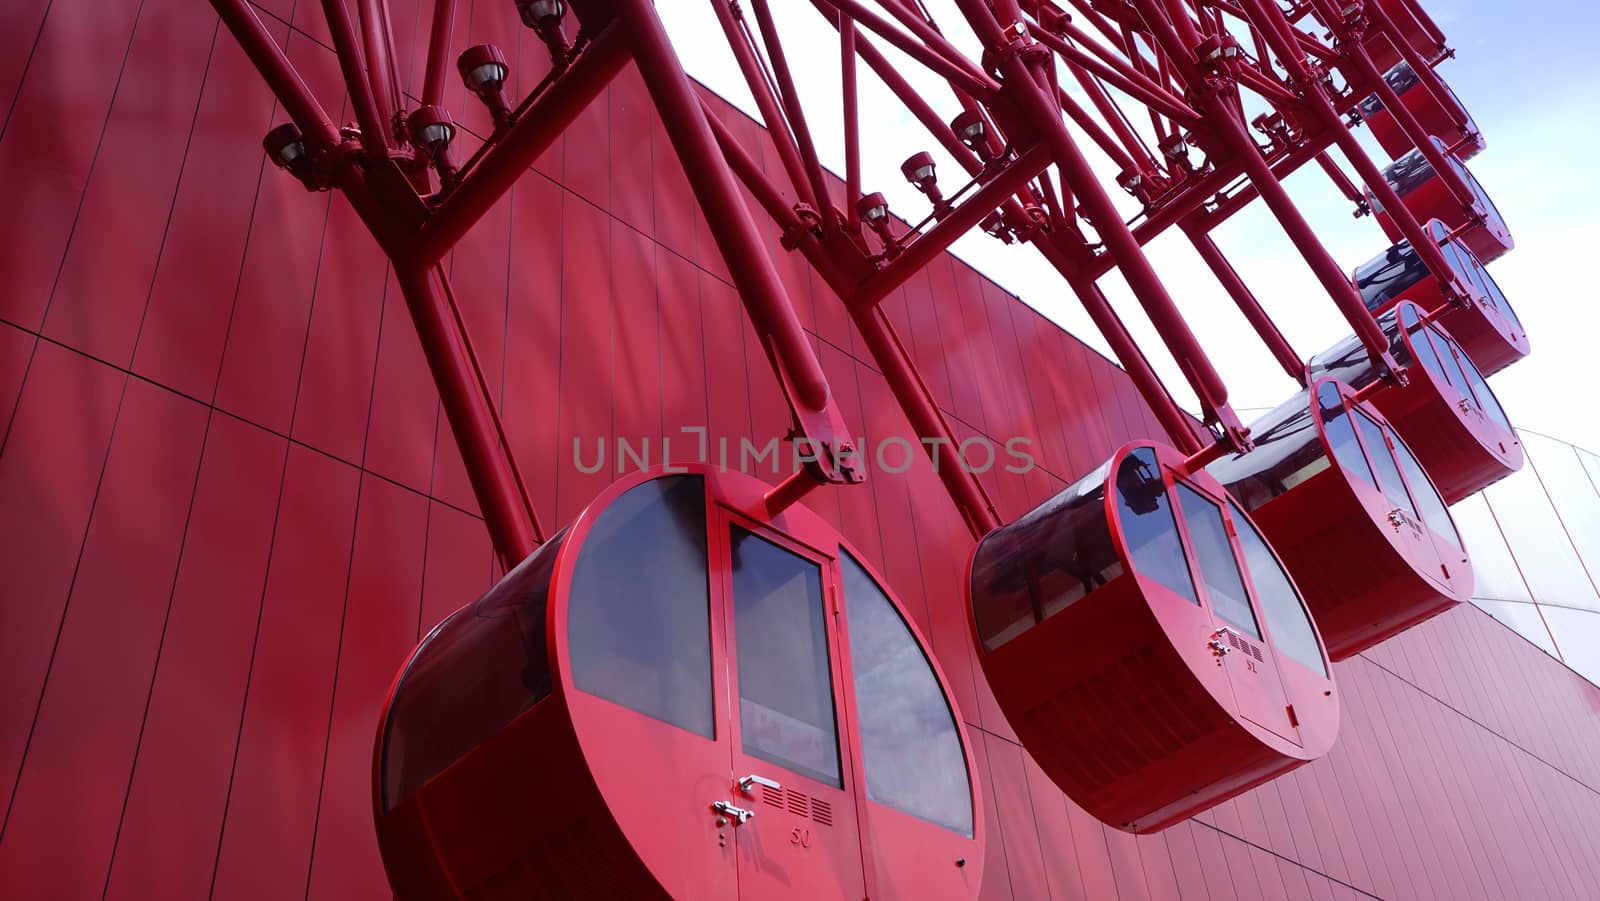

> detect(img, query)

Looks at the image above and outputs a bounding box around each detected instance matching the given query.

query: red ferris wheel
[208,0,1527,897]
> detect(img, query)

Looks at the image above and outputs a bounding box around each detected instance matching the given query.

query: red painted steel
[967,441,1338,832]
[1360,63,1484,162]
[1208,378,1471,659]
[1368,139,1516,263]
[373,467,984,900]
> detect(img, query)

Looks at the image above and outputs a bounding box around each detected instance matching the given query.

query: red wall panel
[4,10,1600,901]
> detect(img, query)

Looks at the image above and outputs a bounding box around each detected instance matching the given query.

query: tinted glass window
[1387,427,1462,549]
[1228,503,1328,676]
[1319,382,1375,489]
[1427,327,1474,402]
[1176,484,1260,638]
[1477,266,1523,331]
[1354,241,1426,313]
[1457,351,1515,432]
[1118,448,1198,605]
[731,527,841,786]
[381,529,568,811]
[1353,410,1417,518]
[969,460,1122,651]
[569,476,714,738]
[1400,305,1447,384]
[1207,392,1328,512]
[842,552,973,836]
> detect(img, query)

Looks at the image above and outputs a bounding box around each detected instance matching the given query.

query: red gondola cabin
[1208,379,1472,660]
[1354,219,1528,374]
[1359,62,1485,161]
[1367,137,1513,262]
[966,442,1338,834]
[374,468,984,901]
[1310,302,1521,502]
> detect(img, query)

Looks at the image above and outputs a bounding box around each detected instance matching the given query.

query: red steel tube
[1314,150,1364,205]
[841,20,861,226]
[1003,52,1236,424]
[622,0,831,413]
[852,306,1001,537]
[411,24,629,264]
[421,0,457,106]
[394,263,541,564]
[1029,16,1203,123]
[851,144,1053,310]
[357,0,401,133]
[1184,226,1306,383]
[321,0,392,160]
[209,0,340,147]
[712,0,820,210]
[749,0,836,220]
[812,0,1000,97]
[702,103,806,232]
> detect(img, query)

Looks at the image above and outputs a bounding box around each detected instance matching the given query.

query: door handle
[711,800,755,825]
[737,774,781,796]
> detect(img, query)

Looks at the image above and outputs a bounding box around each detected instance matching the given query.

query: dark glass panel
[1207,391,1329,512]
[731,527,841,787]
[1457,349,1515,432]
[569,476,715,738]
[1354,239,1428,313]
[380,529,568,811]
[842,552,973,836]
[1399,304,1448,385]
[1119,448,1199,605]
[1319,382,1376,489]
[1228,503,1328,676]
[969,459,1122,651]
[1388,426,1463,550]
[1176,483,1260,639]
[1353,410,1418,518]
[1426,326,1474,400]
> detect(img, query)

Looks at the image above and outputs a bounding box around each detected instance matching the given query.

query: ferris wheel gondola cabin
[1362,0,1450,70]
[1359,62,1485,161]
[374,467,983,901]
[1310,302,1521,503]
[1354,219,1528,374]
[1367,137,1513,263]
[966,442,1338,834]
[1207,379,1471,661]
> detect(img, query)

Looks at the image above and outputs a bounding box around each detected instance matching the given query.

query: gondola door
[714,517,867,901]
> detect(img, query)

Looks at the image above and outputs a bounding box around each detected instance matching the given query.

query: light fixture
[262,123,326,191]
[901,152,937,191]
[857,192,889,222]
[951,110,987,152]
[458,44,513,126]
[516,0,570,68]
[980,210,1013,243]
[409,105,459,186]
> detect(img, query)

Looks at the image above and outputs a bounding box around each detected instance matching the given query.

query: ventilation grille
[758,783,833,826]
[810,798,832,826]
[1224,630,1265,662]
[761,784,783,809]
[785,788,809,817]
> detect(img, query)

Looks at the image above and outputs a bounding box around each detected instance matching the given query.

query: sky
[656,0,1600,455]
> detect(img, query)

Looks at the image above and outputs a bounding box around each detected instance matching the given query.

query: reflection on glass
[1176,484,1260,638]
[381,528,569,811]
[969,459,1123,652]
[1320,383,1375,489]
[1400,305,1447,385]
[1483,466,1600,612]
[1119,448,1199,605]
[569,476,714,738]
[1207,390,1329,511]
[842,552,973,836]
[1229,502,1327,676]
[731,527,841,786]
[1449,495,1531,603]
[1427,328,1474,402]
[1354,239,1427,313]
[1353,410,1417,518]
[1389,426,1461,549]
[1457,352,1514,432]
[1521,433,1600,590]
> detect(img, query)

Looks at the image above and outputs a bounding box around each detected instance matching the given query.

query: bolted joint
[458,44,514,127]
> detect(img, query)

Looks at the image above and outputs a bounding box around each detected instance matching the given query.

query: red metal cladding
[1309,302,1522,503]
[1362,0,1449,70]
[1359,63,1484,161]
[1354,219,1528,374]
[1208,378,1471,661]
[966,442,1339,834]
[1367,138,1514,262]
[374,467,984,901]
